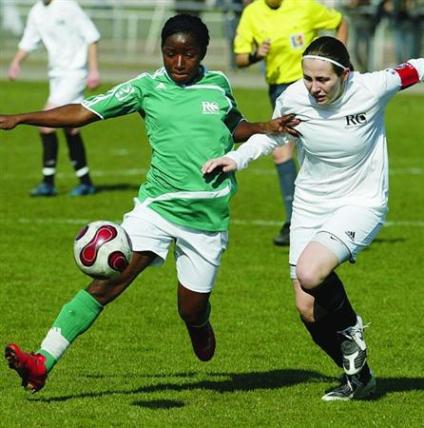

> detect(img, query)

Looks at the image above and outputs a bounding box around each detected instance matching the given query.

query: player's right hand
[8,63,21,81]
[0,115,19,130]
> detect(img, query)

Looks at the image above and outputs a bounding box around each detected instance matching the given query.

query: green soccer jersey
[82,66,244,232]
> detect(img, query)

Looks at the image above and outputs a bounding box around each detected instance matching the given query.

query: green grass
[0,81,423,427]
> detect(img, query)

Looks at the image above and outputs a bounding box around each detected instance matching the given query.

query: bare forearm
[11,49,28,66]
[0,104,98,130]
[88,42,99,73]
[233,120,271,142]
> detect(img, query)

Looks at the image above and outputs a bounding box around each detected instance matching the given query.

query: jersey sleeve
[308,0,342,31]
[67,0,100,44]
[18,8,42,52]
[81,79,143,120]
[365,59,424,101]
[217,73,244,133]
[226,133,287,170]
[233,6,255,54]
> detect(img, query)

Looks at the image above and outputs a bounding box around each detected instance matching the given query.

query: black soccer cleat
[273,222,290,246]
[322,370,376,401]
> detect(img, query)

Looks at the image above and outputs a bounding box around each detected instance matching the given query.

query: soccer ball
[73,221,132,279]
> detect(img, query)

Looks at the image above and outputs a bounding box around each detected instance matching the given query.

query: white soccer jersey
[19,0,100,77]
[228,60,424,216]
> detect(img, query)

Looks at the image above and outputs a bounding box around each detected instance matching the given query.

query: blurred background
[1,0,423,86]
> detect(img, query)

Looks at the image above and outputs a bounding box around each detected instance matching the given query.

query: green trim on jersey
[82,67,243,231]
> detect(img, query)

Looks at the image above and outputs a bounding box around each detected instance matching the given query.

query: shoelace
[338,320,370,351]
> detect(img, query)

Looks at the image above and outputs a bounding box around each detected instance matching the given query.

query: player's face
[302,59,349,105]
[162,33,203,85]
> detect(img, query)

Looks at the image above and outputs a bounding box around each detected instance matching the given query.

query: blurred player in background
[234,0,348,246]
[204,36,424,400]
[8,0,100,196]
[0,14,298,393]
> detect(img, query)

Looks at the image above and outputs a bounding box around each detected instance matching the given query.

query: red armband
[394,63,420,89]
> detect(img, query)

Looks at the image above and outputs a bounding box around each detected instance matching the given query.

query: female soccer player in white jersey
[203,36,424,401]
[0,14,298,393]
[8,0,101,196]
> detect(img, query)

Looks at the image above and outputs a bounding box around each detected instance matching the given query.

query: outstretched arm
[0,104,99,131]
[203,133,287,175]
[233,114,300,142]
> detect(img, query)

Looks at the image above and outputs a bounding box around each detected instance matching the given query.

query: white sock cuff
[40,327,70,360]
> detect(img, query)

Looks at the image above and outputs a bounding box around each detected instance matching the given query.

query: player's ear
[342,68,350,82]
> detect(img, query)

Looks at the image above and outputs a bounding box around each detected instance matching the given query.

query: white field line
[9,217,424,228]
[2,167,423,180]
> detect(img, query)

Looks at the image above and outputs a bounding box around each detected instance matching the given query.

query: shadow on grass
[31,368,331,403]
[30,370,424,403]
[371,377,424,400]
[132,399,185,409]
[372,237,406,244]
[94,183,139,193]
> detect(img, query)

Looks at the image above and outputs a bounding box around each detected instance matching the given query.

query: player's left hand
[87,70,101,90]
[202,157,237,175]
[266,114,301,137]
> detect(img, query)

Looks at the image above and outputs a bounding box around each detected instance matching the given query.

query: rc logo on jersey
[345,112,367,126]
[202,101,220,114]
[155,82,166,90]
[115,84,135,101]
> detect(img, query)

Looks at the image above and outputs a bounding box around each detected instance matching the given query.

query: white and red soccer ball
[73,221,132,278]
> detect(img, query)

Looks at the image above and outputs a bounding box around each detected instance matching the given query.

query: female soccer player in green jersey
[0,14,298,392]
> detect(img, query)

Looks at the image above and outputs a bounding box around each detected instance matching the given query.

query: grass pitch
[0,80,423,427]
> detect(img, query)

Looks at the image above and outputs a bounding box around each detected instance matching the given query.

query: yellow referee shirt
[234,0,342,84]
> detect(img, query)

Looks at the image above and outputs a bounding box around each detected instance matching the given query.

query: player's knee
[296,264,324,290]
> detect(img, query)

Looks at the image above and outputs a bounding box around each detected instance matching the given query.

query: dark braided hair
[303,36,354,75]
[161,14,210,59]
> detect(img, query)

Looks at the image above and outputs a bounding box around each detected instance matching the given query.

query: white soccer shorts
[121,201,228,293]
[289,205,386,271]
[47,73,86,106]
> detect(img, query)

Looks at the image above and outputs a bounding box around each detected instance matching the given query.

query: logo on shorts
[345,230,356,240]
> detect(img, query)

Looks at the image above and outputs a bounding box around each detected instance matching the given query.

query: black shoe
[322,370,376,401]
[273,222,290,246]
[30,182,57,197]
[186,321,215,362]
